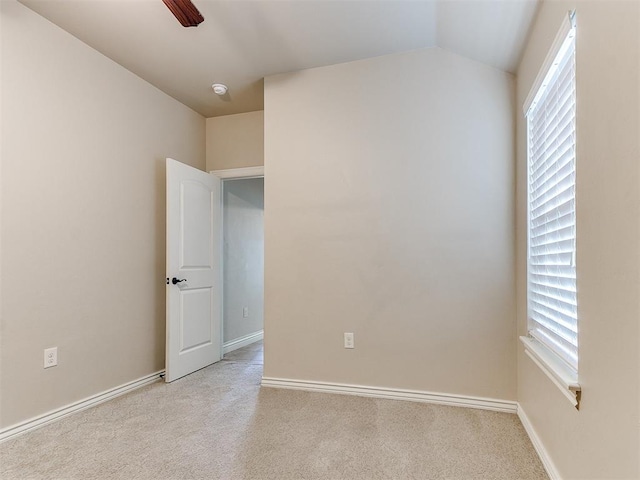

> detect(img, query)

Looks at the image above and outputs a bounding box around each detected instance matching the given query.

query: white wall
[223,178,264,344]
[516,1,640,478]
[206,111,264,171]
[0,0,205,428]
[264,48,516,400]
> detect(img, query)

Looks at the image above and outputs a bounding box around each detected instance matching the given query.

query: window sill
[519,336,581,409]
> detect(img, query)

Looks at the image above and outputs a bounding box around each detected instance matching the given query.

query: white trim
[0,371,164,443]
[223,330,263,354]
[520,336,580,408]
[523,10,576,115]
[517,404,562,480]
[261,377,517,413]
[210,166,264,179]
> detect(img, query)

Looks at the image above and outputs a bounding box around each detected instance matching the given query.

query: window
[521,12,580,406]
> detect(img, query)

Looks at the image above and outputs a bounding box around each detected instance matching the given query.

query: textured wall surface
[1,0,205,428]
[515,1,640,478]
[206,111,264,171]
[264,47,516,401]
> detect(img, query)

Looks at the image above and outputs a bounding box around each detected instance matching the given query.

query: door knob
[172,277,187,285]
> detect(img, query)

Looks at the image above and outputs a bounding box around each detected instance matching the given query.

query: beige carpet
[1,342,547,479]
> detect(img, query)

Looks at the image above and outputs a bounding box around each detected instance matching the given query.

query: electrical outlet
[344,332,354,349]
[44,347,58,368]
[243,307,249,318]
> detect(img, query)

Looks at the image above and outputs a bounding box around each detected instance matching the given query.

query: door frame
[212,166,264,180]
[210,166,265,355]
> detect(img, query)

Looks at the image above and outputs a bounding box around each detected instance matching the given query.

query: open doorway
[220,176,264,365]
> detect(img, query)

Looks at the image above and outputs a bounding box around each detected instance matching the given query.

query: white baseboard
[223,330,263,354]
[517,404,561,480]
[261,377,517,413]
[0,370,164,443]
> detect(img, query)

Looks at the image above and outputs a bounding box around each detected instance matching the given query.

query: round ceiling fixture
[211,83,228,96]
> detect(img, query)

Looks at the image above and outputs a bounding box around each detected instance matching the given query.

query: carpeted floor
[0,341,547,479]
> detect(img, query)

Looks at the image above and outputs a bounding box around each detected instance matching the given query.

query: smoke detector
[212,83,228,95]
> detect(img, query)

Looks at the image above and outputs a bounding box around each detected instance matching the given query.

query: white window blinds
[526,18,577,372]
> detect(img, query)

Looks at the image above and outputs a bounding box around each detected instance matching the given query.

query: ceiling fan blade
[162,0,204,27]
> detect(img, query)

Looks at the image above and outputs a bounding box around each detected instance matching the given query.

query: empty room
[1,0,638,479]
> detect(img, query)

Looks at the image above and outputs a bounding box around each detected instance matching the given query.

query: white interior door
[166,158,221,382]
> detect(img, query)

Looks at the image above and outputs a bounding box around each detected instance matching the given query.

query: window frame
[519,10,581,409]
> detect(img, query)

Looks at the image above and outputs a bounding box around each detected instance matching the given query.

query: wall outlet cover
[44,347,58,368]
[344,332,354,349]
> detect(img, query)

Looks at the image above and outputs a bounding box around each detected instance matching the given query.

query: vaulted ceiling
[19,0,539,117]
